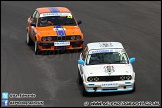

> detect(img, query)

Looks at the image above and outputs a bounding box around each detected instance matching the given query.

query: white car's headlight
[87,77,93,82]
[120,75,132,80]
[93,77,99,81]
[126,75,132,80]
[87,77,99,82]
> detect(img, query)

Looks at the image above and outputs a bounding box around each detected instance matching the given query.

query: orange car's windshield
[38,16,77,27]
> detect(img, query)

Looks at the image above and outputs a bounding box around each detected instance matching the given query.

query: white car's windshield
[86,52,128,65]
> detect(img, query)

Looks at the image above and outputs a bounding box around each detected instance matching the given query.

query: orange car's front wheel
[26,32,33,46]
[34,40,40,55]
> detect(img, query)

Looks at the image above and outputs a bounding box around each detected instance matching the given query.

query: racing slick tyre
[34,40,41,55]
[132,83,136,92]
[129,83,136,93]
[26,32,33,46]
[82,85,88,96]
[78,69,83,85]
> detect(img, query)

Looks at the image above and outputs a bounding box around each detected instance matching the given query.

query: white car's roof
[87,42,124,50]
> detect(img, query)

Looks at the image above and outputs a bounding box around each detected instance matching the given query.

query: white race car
[78,42,136,96]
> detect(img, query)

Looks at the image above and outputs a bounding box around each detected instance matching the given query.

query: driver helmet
[40,17,47,23]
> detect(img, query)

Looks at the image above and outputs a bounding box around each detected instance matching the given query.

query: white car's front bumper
[83,80,135,92]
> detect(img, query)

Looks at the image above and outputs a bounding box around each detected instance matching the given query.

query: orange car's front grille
[51,36,58,40]
[48,36,81,41]
[71,41,83,47]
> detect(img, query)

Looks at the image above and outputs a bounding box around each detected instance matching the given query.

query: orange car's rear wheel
[26,32,33,46]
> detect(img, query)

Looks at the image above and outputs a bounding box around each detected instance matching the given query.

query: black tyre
[34,40,40,55]
[132,83,136,92]
[26,32,33,46]
[82,85,88,96]
[129,83,136,93]
[78,69,83,85]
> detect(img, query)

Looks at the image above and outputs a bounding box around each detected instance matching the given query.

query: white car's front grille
[87,75,132,82]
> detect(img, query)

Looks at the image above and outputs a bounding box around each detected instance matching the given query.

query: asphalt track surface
[1,1,161,107]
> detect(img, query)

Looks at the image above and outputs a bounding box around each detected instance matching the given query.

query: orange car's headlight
[47,37,52,41]
[42,37,46,41]
[71,36,75,40]
[76,36,81,40]
[41,37,52,41]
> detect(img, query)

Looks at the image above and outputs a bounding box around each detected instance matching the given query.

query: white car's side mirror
[78,60,85,66]
[129,58,136,64]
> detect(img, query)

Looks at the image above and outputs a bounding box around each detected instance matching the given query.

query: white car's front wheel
[129,83,136,93]
[82,85,88,96]
[132,83,136,92]
[78,70,83,85]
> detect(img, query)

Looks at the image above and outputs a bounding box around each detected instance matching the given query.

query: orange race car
[26,7,84,54]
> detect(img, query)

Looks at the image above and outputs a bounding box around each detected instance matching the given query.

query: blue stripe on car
[55,26,66,36]
[48,7,59,13]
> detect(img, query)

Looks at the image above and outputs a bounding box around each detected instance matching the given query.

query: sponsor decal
[101,83,118,87]
[53,28,66,31]
[54,42,70,46]
[89,49,124,54]
[99,42,113,47]
[67,15,73,18]
[103,65,115,74]
[40,13,72,17]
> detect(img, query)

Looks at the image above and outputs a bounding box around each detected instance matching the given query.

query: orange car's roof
[36,7,71,14]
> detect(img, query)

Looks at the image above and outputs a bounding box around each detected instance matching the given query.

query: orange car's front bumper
[37,41,83,50]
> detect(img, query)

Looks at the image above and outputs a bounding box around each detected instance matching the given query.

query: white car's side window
[82,46,88,60]
[120,53,128,63]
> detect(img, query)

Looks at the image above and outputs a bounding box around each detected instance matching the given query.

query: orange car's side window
[32,11,37,18]
[31,11,39,26]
